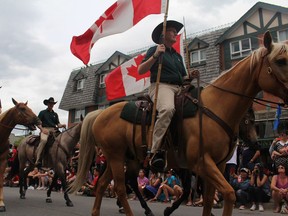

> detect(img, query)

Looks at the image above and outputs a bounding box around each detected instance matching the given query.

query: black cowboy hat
[152,20,183,44]
[43,97,57,105]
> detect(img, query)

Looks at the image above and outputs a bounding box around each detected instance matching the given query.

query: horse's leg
[109,160,134,216]
[202,156,235,216]
[60,174,73,207]
[126,161,154,216]
[0,151,8,212]
[19,162,32,199]
[46,174,58,203]
[91,164,113,216]
[164,169,191,216]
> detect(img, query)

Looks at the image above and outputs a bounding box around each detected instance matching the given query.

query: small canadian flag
[70,0,167,65]
[105,34,184,101]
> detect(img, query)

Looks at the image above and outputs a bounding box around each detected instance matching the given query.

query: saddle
[120,83,203,165]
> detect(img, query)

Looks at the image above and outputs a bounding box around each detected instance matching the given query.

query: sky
[1,0,287,135]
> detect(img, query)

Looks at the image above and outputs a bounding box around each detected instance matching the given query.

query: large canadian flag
[105,34,184,101]
[71,0,167,65]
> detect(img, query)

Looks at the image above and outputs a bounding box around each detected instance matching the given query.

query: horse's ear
[80,114,84,121]
[25,101,28,105]
[263,31,272,53]
[12,98,18,106]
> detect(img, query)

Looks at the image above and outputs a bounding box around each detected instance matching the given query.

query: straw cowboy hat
[152,20,183,44]
[43,97,57,105]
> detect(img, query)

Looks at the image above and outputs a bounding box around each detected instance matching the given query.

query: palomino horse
[71,31,288,216]
[16,121,82,207]
[0,98,39,212]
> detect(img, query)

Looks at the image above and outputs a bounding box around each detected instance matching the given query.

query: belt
[162,81,182,85]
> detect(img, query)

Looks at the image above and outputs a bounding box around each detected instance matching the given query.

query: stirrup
[149,151,166,172]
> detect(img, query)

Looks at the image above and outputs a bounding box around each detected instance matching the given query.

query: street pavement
[1,187,280,215]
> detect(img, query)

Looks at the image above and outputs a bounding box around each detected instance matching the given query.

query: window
[98,104,109,110]
[75,109,85,122]
[190,49,206,65]
[230,38,251,59]
[99,74,107,88]
[278,29,288,42]
[77,79,85,91]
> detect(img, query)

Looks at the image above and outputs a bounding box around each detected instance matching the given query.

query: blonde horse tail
[69,109,103,193]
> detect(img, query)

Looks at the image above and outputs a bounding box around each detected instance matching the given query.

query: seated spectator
[27,167,40,189]
[66,167,77,183]
[270,163,288,213]
[248,163,271,212]
[149,169,182,203]
[106,179,116,198]
[81,168,100,196]
[95,148,106,176]
[144,171,162,200]
[231,167,250,210]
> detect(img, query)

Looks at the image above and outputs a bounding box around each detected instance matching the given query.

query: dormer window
[77,79,85,91]
[190,49,207,65]
[230,38,251,59]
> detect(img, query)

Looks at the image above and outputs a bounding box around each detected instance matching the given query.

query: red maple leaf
[95,2,117,33]
[127,54,150,82]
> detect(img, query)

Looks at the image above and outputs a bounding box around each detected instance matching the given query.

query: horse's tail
[69,109,103,193]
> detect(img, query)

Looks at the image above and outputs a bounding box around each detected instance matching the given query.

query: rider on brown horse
[138,20,188,171]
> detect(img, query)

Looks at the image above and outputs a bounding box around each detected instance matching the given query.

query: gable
[188,37,209,51]
[216,2,288,44]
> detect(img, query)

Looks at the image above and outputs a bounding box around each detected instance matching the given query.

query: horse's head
[239,106,257,145]
[257,31,288,104]
[11,98,38,130]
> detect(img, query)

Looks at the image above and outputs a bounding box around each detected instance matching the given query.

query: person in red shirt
[81,168,100,196]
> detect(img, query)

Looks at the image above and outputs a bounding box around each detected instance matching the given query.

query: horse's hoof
[46,198,52,203]
[145,210,155,216]
[118,207,125,214]
[20,195,26,199]
[0,206,6,212]
[66,201,73,207]
[164,207,172,216]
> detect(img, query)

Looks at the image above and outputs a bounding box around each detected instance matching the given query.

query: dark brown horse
[16,121,82,207]
[0,98,39,212]
[70,31,288,216]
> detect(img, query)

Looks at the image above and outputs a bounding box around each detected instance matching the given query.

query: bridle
[0,107,37,130]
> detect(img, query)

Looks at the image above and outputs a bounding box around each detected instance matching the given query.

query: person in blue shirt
[149,169,182,203]
[231,167,251,210]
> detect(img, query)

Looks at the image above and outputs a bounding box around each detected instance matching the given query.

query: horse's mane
[0,109,10,122]
[210,41,288,86]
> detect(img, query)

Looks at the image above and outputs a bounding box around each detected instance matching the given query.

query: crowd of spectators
[5,129,288,214]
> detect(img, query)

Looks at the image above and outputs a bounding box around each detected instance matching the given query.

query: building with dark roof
[60,2,288,148]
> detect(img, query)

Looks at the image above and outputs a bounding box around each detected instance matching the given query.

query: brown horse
[15,121,82,207]
[70,31,288,216]
[0,98,39,212]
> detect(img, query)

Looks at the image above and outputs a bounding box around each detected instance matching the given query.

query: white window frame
[190,49,207,65]
[98,105,109,110]
[77,79,85,91]
[75,109,85,122]
[99,74,107,88]
[278,29,288,42]
[230,38,252,59]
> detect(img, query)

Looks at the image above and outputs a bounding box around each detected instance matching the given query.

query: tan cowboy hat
[43,97,57,105]
[152,20,183,44]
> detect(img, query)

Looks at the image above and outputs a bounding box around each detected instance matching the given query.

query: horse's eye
[245,120,249,124]
[275,58,287,66]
